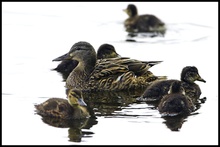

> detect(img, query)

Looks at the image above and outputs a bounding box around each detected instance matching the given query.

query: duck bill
[116,53,121,58]
[197,76,206,83]
[78,98,87,107]
[52,53,69,61]
[113,53,121,58]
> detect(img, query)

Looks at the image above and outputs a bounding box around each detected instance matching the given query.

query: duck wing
[88,58,162,91]
[97,57,162,76]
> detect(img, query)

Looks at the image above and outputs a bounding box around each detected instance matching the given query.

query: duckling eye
[69,53,73,57]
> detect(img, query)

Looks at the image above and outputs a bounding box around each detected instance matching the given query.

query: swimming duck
[52,41,166,91]
[35,89,90,119]
[158,81,195,117]
[138,66,206,103]
[52,43,121,81]
[52,59,79,81]
[123,4,166,36]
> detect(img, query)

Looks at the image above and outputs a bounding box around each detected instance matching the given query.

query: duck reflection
[40,116,98,142]
[82,89,146,117]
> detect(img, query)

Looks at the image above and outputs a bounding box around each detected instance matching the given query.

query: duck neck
[73,106,90,119]
[130,8,138,17]
[66,56,96,89]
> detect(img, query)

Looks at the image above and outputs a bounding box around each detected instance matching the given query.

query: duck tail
[157,76,167,80]
[146,61,163,67]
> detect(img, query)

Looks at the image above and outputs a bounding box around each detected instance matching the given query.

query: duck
[123,4,166,36]
[138,66,206,103]
[52,41,166,91]
[52,43,121,81]
[35,89,90,119]
[52,59,79,81]
[97,43,121,59]
[158,81,195,117]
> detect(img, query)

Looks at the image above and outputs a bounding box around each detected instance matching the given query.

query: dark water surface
[2,2,218,145]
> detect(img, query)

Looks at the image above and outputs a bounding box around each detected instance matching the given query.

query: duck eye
[75,47,81,50]
[189,72,195,76]
[58,105,64,112]
[187,72,193,76]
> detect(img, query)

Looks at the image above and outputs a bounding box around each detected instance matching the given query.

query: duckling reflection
[162,115,187,131]
[162,110,205,132]
[123,4,166,37]
[40,116,97,142]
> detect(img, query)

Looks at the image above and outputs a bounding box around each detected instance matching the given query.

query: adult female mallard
[52,43,121,81]
[138,66,206,103]
[158,81,195,117]
[35,89,90,119]
[52,41,166,91]
[123,4,166,36]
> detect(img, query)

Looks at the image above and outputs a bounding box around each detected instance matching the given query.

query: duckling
[35,89,90,119]
[97,43,121,59]
[52,43,121,81]
[52,41,166,91]
[158,81,195,117]
[123,4,166,36]
[139,66,206,103]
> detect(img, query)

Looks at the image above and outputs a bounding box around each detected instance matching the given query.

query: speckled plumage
[158,81,195,117]
[35,89,90,119]
[53,41,166,91]
[139,66,206,103]
[123,4,166,36]
[52,43,121,81]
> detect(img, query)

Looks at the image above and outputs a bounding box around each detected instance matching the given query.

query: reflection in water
[36,84,206,142]
[82,89,146,117]
[40,116,98,142]
[45,70,207,138]
[125,32,165,42]
[162,115,187,131]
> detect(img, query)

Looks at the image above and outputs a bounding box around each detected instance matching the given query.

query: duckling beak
[78,98,87,107]
[123,9,128,13]
[197,76,206,83]
[52,53,69,61]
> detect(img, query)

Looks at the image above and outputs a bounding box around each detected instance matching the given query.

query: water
[2,2,218,145]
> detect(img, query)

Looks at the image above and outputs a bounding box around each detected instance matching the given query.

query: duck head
[181,66,206,84]
[97,44,121,59]
[123,4,138,17]
[52,41,97,66]
[168,81,185,95]
[67,89,87,107]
